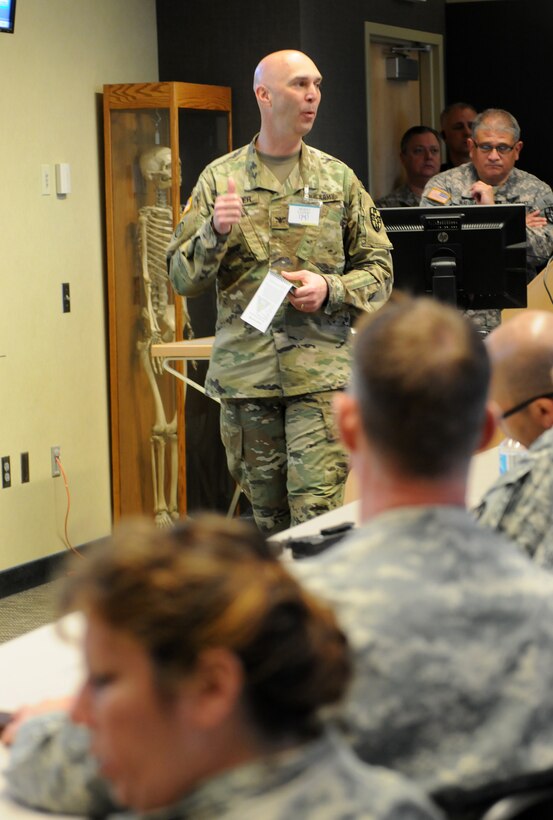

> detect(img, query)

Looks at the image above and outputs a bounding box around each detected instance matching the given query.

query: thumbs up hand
[213,177,243,236]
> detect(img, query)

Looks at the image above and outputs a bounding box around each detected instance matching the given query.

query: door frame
[364,22,444,190]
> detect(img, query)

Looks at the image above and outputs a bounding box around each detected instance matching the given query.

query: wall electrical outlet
[2,456,11,488]
[51,446,61,478]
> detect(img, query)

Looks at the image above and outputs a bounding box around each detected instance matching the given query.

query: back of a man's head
[351,296,490,477]
[486,310,553,446]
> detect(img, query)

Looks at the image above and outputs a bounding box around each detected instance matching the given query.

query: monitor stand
[431,257,457,305]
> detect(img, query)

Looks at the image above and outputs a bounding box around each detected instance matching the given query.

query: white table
[151,337,214,397]
[0,614,84,819]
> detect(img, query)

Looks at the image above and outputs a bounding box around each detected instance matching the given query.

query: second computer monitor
[379,204,527,310]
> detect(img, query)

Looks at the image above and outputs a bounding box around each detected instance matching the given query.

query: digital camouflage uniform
[421,163,553,334]
[292,505,553,816]
[6,712,115,817]
[473,426,553,569]
[376,184,420,209]
[167,137,393,533]
[6,716,442,820]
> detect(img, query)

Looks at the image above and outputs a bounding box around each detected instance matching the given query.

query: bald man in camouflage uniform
[292,297,553,818]
[421,108,553,333]
[473,309,553,568]
[167,50,392,534]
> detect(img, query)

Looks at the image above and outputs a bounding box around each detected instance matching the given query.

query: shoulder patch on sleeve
[426,187,451,205]
[369,206,383,232]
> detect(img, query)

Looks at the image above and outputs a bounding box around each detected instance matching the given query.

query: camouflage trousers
[220,391,349,535]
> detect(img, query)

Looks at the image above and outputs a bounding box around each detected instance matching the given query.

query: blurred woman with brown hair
[6,514,440,819]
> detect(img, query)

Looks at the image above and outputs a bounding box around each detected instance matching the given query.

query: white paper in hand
[241,269,294,332]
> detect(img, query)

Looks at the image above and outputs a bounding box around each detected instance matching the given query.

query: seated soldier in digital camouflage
[421,109,553,334]
[439,102,477,171]
[376,126,441,208]
[292,296,553,819]
[473,309,553,568]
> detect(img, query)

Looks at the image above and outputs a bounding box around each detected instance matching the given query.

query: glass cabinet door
[104,83,233,523]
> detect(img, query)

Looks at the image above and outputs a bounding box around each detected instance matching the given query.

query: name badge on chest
[288,186,322,226]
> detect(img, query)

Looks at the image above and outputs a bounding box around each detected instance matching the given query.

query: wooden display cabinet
[103,82,232,522]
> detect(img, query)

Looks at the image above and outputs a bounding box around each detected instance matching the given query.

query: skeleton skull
[139,146,177,190]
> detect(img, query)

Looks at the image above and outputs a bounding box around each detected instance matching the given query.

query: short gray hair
[472,108,521,142]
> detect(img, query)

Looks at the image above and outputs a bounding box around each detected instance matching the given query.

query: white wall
[0,0,159,572]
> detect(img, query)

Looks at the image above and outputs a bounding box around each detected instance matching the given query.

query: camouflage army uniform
[376,184,420,208]
[421,162,553,276]
[292,505,553,816]
[167,137,393,533]
[473,426,553,569]
[6,711,115,816]
[421,162,553,334]
[6,715,442,819]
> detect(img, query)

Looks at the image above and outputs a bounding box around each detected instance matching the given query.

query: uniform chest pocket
[225,199,269,266]
[269,197,346,270]
[266,202,320,262]
[320,197,346,225]
[308,197,347,272]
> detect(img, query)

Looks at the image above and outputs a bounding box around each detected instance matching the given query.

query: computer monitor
[0,0,16,33]
[379,204,527,310]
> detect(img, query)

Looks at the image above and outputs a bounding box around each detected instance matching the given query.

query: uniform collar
[244,136,318,196]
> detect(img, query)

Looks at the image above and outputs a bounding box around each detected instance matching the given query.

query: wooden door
[365,23,444,201]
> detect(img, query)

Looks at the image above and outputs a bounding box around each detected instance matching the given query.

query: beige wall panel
[0,0,159,572]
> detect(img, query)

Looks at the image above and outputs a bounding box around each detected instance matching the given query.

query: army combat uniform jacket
[421,162,553,278]
[167,138,393,400]
[292,505,553,815]
[376,184,420,209]
[473,426,553,569]
[6,716,442,820]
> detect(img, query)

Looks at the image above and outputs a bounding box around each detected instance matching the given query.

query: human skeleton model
[137,146,184,527]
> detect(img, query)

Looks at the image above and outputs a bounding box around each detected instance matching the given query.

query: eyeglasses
[501,392,553,420]
[472,142,517,154]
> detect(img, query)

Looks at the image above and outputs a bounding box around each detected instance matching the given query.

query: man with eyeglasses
[376,126,442,208]
[473,310,553,568]
[421,108,553,282]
